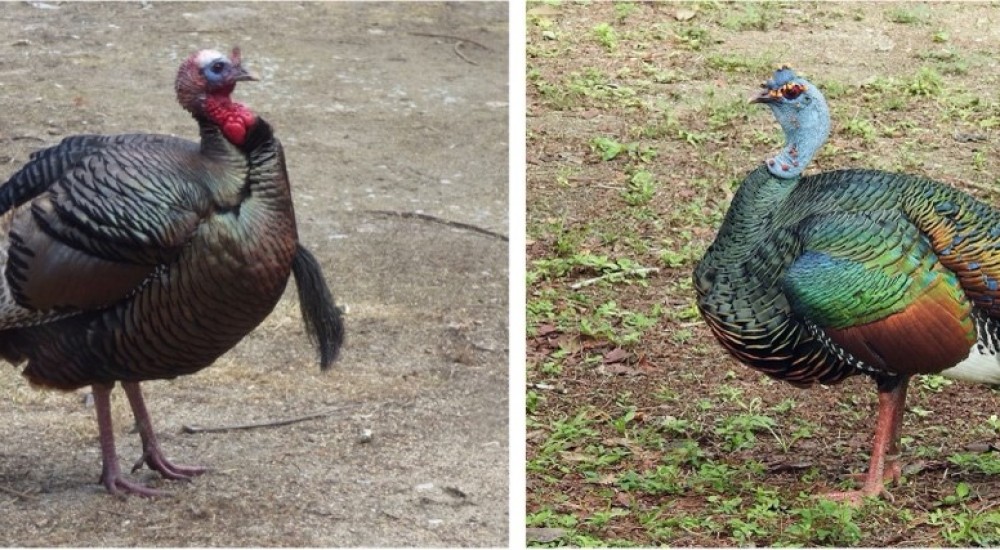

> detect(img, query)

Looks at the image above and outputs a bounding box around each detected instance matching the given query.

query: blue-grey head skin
[750,66,830,179]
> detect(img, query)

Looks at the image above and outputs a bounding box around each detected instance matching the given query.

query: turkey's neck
[697,165,797,270]
[195,114,294,225]
[766,100,829,179]
[201,93,257,147]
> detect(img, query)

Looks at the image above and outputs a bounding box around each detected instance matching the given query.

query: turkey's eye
[781,83,805,100]
[210,61,226,74]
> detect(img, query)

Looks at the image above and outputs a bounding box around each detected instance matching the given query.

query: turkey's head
[751,66,830,179]
[175,47,259,146]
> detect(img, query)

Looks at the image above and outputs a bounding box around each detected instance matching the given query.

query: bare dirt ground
[0,2,508,546]
[527,2,1000,546]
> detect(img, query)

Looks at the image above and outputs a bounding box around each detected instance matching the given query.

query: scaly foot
[131,444,207,480]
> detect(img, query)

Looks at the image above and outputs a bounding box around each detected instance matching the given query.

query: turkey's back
[0,121,299,389]
[694,166,1000,386]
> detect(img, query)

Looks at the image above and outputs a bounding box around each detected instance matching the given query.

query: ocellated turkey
[694,67,1000,503]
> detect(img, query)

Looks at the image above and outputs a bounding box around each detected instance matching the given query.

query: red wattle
[203,94,257,147]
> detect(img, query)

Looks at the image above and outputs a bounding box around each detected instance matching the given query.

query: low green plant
[592,22,618,51]
[778,499,863,546]
[623,170,657,206]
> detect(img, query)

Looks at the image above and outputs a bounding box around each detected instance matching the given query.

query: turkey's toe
[132,449,207,480]
[819,481,892,507]
[100,469,170,498]
[846,460,902,485]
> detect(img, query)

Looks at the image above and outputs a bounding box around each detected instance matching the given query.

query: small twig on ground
[0,485,36,500]
[453,41,476,65]
[181,408,342,434]
[570,267,660,289]
[408,31,492,51]
[365,209,508,242]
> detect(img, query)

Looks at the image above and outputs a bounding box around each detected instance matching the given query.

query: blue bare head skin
[751,66,830,179]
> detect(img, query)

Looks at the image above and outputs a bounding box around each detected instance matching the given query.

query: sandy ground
[0,2,508,546]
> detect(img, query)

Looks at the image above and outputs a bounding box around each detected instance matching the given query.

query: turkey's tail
[940,311,1000,385]
[291,244,344,370]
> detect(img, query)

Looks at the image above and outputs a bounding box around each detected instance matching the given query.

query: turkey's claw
[131,445,207,480]
[100,458,170,498]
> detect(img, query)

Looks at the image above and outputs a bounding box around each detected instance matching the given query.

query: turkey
[694,66,1000,504]
[0,47,344,497]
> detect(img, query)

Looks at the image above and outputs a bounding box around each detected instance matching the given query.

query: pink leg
[93,383,167,497]
[823,376,909,506]
[122,381,207,480]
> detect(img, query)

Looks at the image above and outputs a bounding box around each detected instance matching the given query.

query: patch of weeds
[932,29,949,43]
[611,406,637,435]
[584,508,629,529]
[721,2,778,31]
[675,26,711,51]
[590,137,657,162]
[948,452,1000,475]
[531,252,629,281]
[659,235,702,267]
[714,407,778,451]
[557,298,663,347]
[706,97,752,130]
[918,374,953,393]
[527,506,578,528]
[530,409,599,471]
[637,109,681,140]
[617,464,684,495]
[706,494,744,515]
[654,385,678,403]
[675,124,719,147]
[527,389,543,414]
[974,150,987,171]
[694,459,757,492]
[533,67,641,111]
[777,499,863,546]
[538,344,573,376]
[662,416,695,437]
[641,62,683,84]
[842,117,877,142]
[671,300,701,323]
[888,5,930,25]
[706,53,775,74]
[927,484,1000,546]
[592,22,618,52]
[715,384,744,403]
[670,327,693,345]
[612,1,637,22]
[566,68,640,107]
[622,169,657,206]
[917,48,969,75]
[907,66,943,96]
[770,398,796,414]
[817,79,850,100]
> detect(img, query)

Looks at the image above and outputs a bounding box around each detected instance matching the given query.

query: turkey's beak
[749,88,777,104]
[232,66,258,82]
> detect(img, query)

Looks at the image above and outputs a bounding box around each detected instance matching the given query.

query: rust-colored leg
[94,383,167,497]
[122,382,207,480]
[823,376,909,506]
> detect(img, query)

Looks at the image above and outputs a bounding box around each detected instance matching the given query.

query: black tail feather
[291,244,344,370]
